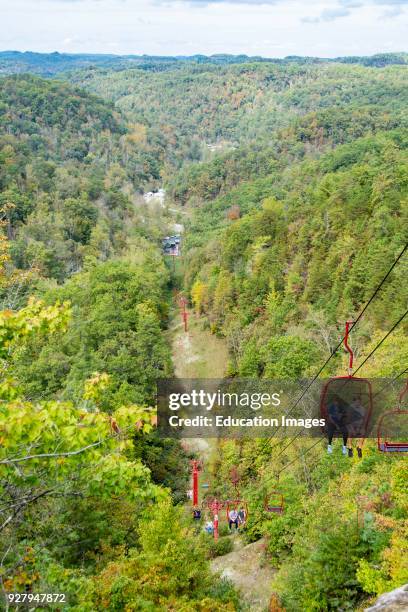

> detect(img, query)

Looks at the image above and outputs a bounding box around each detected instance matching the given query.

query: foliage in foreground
[210,438,408,611]
[0,287,238,610]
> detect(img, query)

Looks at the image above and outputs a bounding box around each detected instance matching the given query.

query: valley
[0,52,407,611]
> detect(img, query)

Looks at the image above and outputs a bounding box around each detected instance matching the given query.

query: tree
[191,279,209,315]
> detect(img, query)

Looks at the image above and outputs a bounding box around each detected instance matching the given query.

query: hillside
[1,51,407,77]
[0,55,407,611]
[170,59,408,611]
[0,69,244,610]
[182,131,408,373]
[70,60,408,183]
[0,74,168,288]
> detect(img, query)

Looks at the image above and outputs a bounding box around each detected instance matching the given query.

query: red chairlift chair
[320,321,373,440]
[264,490,284,514]
[377,380,408,453]
[225,499,249,525]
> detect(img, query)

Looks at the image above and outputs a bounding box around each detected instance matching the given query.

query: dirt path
[169,307,228,457]
[169,308,275,609]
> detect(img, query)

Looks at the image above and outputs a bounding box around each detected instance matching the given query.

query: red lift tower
[190,459,202,507]
[204,498,225,541]
[177,294,189,332]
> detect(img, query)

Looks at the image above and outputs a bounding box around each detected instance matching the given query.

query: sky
[0,0,407,58]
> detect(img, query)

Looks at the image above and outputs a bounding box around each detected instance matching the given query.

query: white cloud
[302,7,351,23]
[163,0,407,2]
[0,0,406,57]
[382,4,404,14]
[301,0,407,25]
[166,0,408,3]
[339,0,405,3]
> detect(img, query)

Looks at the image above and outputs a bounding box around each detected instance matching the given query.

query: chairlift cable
[269,365,408,481]
[352,309,408,377]
[261,243,408,454]
[268,315,408,465]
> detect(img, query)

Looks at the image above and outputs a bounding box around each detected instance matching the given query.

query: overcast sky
[0,0,406,58]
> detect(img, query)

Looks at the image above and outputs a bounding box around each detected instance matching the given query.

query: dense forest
[1,51,407,77]
[0,53,407,610]
[70,60,408,181]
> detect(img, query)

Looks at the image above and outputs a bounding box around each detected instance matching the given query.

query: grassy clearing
[170,309,229,379]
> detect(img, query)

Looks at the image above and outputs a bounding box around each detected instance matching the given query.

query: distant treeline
[0,50,407,76]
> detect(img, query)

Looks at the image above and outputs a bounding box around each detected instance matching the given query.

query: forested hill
[71,60,408,179]
[163,58,408,611]
[0,74,164,284]
[151,58,407,381]
[0,65,242,612]
[0,74,122,158]
[183,130,408,377]
[0,54,407,610]
[72,53,406,610]
[0,50,407,76]
[0,72,177,404]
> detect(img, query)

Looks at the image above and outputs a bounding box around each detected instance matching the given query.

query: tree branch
[0,489,53,533]
[0,440,103,465]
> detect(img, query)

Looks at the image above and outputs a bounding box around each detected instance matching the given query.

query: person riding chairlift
[193,508,201,520]
[346,396,366,458]
[327,397,348,456]
[228,508,239,531]
[237,506,246,525]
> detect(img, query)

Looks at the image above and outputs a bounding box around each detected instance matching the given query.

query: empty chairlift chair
[264,490,284,514]
[377,380,408,453]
